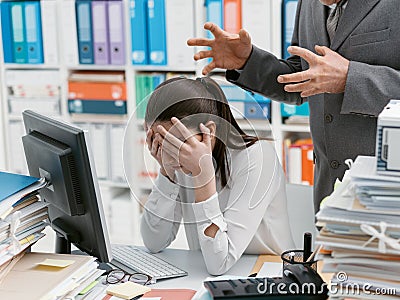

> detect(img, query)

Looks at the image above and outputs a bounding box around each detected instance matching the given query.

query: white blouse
[140,140,295,275]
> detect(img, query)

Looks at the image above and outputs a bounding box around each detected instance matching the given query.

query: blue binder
[282,0,298,59]
[147,0,166,65]
[130,0,148,65]
[205,0,223,39]
[76,0,94,64]
[24,1,44,64]
[281,102,310,118]
[10,2,27,63]
[68,99,127,115]
[1,2,14,63]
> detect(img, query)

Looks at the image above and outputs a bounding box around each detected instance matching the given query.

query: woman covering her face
[141,77,295,275]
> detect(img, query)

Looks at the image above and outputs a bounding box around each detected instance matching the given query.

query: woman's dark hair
[145,76,262,188]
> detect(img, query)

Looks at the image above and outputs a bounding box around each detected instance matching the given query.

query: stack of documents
[316,156,400,299]
[0,252,104,299]
[0,172,48,275]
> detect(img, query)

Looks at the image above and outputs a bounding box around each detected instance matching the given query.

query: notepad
[106,281,151,299]
[37,258,75,268]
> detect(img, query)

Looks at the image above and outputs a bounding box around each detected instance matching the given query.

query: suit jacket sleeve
[341,61,400,116]
[226,0,305,105]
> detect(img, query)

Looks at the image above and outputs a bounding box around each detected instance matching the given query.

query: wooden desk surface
[250,255,333,283]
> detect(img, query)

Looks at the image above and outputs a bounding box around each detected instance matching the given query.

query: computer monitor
[21,110,112,263]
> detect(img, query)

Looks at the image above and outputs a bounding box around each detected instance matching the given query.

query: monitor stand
[52,218,80,254]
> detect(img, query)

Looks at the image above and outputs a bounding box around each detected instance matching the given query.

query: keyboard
[111,245,188,281]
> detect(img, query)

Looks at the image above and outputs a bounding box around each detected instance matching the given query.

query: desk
[149,248,258,290]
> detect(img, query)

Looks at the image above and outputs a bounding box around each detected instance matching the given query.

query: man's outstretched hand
[278,45,350,97]
[187,22,253,75]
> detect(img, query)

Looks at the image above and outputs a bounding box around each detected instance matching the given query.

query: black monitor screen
[22,110,112,262]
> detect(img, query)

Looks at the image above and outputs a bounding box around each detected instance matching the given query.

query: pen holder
[281,250,318,272]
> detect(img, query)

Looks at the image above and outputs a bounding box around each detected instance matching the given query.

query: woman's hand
[146,128,178,182]
[157,118,213,176]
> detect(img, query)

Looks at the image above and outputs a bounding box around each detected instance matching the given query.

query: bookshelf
[0,0,310,246]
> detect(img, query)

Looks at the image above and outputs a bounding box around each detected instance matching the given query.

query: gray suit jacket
[226,0,400,212]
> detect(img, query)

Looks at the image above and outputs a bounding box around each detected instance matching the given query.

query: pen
[306,244,322,263]
[303,232,312,262]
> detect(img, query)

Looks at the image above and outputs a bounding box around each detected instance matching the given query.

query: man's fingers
[204,22,224,38]
[284,81,312,93]
[194,50,213,61]
[187,37,212,47]
[202,61,216,75]
[315,45,329,56]
[278,70,313,84]
[301,88,319,98]
[287,46,318,64]
[238,28,251,43]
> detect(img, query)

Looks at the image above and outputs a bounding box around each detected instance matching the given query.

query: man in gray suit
[187,0,400,213]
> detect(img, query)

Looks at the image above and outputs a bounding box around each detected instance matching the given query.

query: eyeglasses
[106,269,154,285]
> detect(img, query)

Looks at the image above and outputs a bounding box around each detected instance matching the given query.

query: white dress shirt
[140,140,295,275]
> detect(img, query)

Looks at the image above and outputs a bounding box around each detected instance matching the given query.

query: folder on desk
[130,0,148,65]
[147,0,167,65]
[92,0,110,65]
[223,0,241,34]
[76,0,94,64]
[1,2,14,63]
[108,0,125,65]
[0,252,98,299]
[206,0,223,39]
[61,0,79,65]
[24,1,44,64]
[10,2,27,63]
[40,0,58,64]
[282,0,298,59]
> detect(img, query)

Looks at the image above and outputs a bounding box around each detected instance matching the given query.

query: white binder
[165,0,195,67]
[40,0,59,64]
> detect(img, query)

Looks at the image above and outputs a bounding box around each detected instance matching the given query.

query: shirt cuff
[192,193,227,234]
[154,173,179,200]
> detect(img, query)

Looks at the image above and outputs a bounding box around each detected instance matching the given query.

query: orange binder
[300,143,314,186]
[68,81,127,100]
[223,0,241,33]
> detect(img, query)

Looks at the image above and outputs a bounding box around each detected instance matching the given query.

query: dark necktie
[326,0,347,43]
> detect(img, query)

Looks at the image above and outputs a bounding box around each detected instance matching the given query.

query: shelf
[236,118,272,131]
[4,64,60,70]
[132,65,196,73]
[280,124,311,133]
[69,114,128,124]
[98,180,129,188]
[6,115,23,121]
[66,65,127,71]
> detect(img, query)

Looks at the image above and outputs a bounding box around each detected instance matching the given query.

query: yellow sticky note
[106,281,151,300]
[37,259,75,268]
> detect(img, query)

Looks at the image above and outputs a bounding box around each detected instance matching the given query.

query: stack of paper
[0,252,104,299]
[0,172,48,274]
[316,156,400,299]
